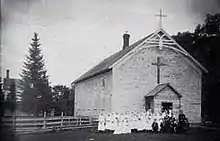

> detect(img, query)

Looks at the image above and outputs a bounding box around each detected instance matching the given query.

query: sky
[1,0,220,87]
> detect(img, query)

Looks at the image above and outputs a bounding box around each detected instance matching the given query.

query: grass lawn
[3,127,220,141]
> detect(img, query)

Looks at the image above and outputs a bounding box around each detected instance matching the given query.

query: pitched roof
[73,28,208,84]
[73,33,153,83]
[145,83,182,98]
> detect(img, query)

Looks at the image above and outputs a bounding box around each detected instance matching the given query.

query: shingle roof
[145,83,182,98]
[73,33,153,83]
[73,28,208,84]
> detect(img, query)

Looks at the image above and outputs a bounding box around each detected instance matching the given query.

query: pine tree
[20,33,52,116]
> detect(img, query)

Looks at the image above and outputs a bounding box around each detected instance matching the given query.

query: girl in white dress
[109,112,115,131]
[105,113,111,132]
[137,112,145,132]
[113,113,122,134]
[121,114,131,134]
[98,112,105,132]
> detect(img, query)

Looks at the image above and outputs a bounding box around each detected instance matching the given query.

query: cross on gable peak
[155,9,167,29]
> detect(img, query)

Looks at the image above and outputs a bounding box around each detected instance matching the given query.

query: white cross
[155,9,167,29]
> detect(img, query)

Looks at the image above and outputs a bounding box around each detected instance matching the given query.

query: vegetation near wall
[173,13,220,123]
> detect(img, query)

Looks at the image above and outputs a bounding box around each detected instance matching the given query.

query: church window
[101,77,106,88]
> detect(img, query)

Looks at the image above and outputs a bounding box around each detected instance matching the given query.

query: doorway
[161,102,173,113]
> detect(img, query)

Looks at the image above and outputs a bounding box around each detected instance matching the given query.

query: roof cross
[155,9,167,29]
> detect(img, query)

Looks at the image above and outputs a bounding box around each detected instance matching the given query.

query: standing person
[112,113,119,131]
[124,116,131,134]
[98,112,105,132]
[146,113,152,131]
[132,112,139,132]
[137,112,145,132]
[105,113,111,132]
[121,114,131,134]
[113,113,122,134]
[142,111,148,132]
[162,110,166,119]
[109,112,115,132]
[129,111,135,132]
[177,111,190,133]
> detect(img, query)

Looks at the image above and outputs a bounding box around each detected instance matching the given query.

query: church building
[72,12,208,123]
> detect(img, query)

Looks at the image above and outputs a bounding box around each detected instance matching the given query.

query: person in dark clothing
[152,118,159,133]
[177,112,190,133]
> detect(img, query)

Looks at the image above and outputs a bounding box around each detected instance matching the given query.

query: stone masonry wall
[75,71,112,116]
[154,87,181,118]
[112,45,202,123]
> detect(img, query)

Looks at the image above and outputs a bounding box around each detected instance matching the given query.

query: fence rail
[2,113,98,134]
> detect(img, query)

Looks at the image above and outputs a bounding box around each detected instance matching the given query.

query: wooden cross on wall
[152,57,166,84]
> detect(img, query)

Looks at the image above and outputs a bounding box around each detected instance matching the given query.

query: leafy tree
[20,33,52,116]
[173,13,220,123]
[51,85,74,116]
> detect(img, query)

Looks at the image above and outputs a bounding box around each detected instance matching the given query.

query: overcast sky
[2,0,220,86]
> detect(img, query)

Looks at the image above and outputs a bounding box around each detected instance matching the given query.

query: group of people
[97,109,187,134]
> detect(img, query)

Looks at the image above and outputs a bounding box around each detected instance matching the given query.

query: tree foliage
[20,33,52,116]
[173,13,220,123]
[51,85,74,116]
[5,83,16,112]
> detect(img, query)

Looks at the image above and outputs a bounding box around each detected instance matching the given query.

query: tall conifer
[20,33,52,115]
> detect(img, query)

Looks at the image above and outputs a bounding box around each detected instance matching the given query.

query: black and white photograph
[1,0,220,141]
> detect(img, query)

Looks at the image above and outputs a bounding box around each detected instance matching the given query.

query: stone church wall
[154,87,181,118]
[74,71,112,116]
[113,45,202,123]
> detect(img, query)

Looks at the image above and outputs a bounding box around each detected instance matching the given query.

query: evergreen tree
[20,33,52,116]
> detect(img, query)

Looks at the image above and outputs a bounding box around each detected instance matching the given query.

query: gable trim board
[73,34,153,84]
[73,29,208,84]
[145,83,182,98]
[113,44,202,76]
[110,29,207,73]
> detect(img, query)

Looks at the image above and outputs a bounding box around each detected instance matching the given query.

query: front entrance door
[161,102,173,113]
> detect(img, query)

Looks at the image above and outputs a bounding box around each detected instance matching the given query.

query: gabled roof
[73,28,208,84]
[145,83,182,98]
[73,33,153,83]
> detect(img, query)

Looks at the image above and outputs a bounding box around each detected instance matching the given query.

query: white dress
[129,113,135,130]
[133,114,138,130]
[105,114,111,130]
[137,114,145,131]
[121,117,131,134]
[146,116,153,131]
[142,114,148,130]
[98,114,105,131]
[109,113,115,131]
[113,116,122,134]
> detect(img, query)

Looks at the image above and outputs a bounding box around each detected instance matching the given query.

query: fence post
[79,117,81,126]
[12,112,16,130]
[76,117,78,126]
[43,111,46,129]
[89,116,92,125]
[61,112,63,128]
[68,116,71,126]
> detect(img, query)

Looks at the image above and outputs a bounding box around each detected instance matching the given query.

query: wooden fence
[2,112,98,134]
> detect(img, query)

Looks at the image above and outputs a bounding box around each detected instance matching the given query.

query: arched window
[101,77,106,88]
